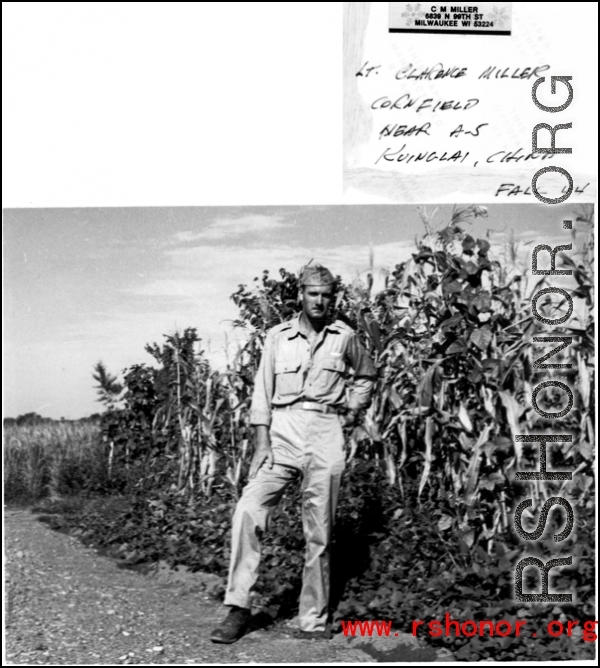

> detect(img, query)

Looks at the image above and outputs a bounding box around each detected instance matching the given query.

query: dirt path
[4,508,445,664]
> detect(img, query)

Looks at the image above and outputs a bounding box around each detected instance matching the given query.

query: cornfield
[6,205,595,560]
[107,206,592,509]
[4,421,101,501]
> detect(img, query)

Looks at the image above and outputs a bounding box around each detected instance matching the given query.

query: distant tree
[92,362,125,478]
[15,412,50,426]
[92,361,123,409]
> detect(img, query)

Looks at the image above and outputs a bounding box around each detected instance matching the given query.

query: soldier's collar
[285,314,337,339]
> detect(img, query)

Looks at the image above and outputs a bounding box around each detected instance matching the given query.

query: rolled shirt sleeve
[249,330,276,426]
[345,333,377,412]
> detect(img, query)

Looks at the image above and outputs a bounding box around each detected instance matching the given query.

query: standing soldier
[210,263,377,643]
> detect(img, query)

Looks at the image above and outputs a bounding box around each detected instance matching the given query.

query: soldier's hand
[249,426,274,479]
[340,410,359,428]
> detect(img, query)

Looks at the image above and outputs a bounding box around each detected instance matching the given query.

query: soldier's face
[301,285,334,320]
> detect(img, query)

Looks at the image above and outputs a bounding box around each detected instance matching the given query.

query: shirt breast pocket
[317,356,347,392]
[275,359,302,397]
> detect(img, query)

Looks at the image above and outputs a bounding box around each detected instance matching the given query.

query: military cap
[299,262,336,287]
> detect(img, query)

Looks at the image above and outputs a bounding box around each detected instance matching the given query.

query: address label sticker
[389,2,512,35]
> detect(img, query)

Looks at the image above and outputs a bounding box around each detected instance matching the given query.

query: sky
[3,203,587,420]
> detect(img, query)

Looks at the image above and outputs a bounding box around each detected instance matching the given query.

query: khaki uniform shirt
[250,315,377,426]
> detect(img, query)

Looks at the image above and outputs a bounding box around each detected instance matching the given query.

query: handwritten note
[344,2,597,203]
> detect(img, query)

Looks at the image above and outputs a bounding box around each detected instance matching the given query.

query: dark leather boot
[291,624,332,641]
[210,606,252,644]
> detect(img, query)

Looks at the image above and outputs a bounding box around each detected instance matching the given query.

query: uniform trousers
[224,409,346,631]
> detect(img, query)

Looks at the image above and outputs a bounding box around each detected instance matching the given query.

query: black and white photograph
[4,203,596,662]
[3,2,598,666]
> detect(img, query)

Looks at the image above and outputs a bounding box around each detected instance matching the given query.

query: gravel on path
[4,508,442,664]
